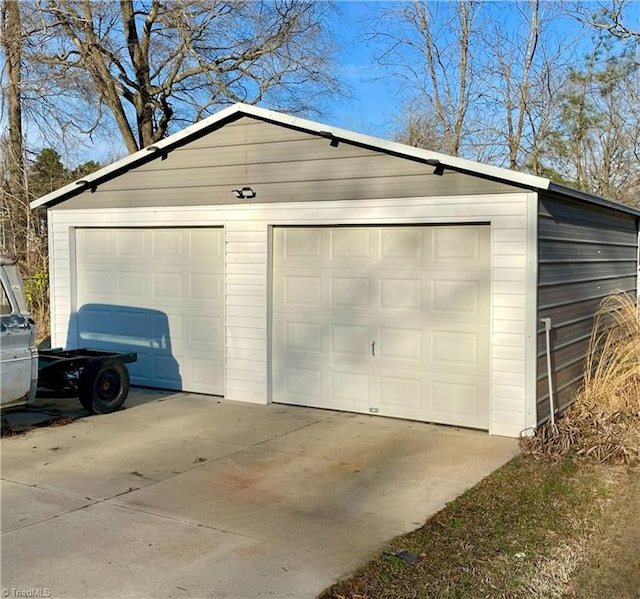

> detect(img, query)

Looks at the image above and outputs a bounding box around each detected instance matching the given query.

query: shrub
[522,291,640,464]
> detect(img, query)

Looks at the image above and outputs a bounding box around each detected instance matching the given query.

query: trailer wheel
[78,358,130,414]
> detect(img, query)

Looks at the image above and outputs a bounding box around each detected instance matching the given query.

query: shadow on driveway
[0,387,176,436]
[1,393,520,599]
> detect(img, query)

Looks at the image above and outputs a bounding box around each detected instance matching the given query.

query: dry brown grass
[522,291,640,464]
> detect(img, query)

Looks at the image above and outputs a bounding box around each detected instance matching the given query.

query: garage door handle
[371,341,375,356]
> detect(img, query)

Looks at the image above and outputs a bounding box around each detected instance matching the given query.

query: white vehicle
[1,256,136,413]
[0,256,38,408]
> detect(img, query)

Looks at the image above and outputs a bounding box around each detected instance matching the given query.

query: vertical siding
[537,195,639,425]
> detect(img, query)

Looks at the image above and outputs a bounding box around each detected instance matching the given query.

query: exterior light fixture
[425,158,445,176]
[232,187,256,199]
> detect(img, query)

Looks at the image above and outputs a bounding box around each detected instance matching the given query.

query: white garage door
[272,225,491,429]
[75,227,224,394]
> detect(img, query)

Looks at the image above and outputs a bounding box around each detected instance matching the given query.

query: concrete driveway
[1,391,519,598]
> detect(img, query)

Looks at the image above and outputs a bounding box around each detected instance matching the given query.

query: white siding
[224,221,268,404]
[48,192,537,437]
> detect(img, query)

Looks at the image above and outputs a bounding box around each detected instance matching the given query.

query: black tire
[78,358,130,414]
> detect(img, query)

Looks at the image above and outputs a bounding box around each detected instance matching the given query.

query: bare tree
[1,0,26,252]
[25,0,340,153]
[394,110,450,154]
[368,0,617,184]
[367,0,483,157]
[477,1,576,171]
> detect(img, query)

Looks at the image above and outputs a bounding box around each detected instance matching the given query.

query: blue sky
[324,0,598,141]
[329,1,428,138]
[20,0,633,167]
[325,1,400,139]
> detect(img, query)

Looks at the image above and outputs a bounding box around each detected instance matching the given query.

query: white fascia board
[31,102,552,209]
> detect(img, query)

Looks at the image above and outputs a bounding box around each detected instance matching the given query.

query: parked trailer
[1,256,136,414]
[37,348,137,414]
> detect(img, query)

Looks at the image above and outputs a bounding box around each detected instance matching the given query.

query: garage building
[32,104,640,437]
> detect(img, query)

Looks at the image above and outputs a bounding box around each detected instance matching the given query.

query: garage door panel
[83,230,112,257]
[430,329,481,369]
[152,229,184,259]
[281,363,323,400]
[329,368,370,410]
[190,272,223,302]
[283,274,323,307]
[377,374,423,418]
[118,229,146,257]
[330,322,372,358]
[279,319,323,354]
[75,227,223,394]
[329,276,373,309]
[117,271,146,299]
[432,227,485,262]
[379,227,424,261]
[152,272,183,299]
[378,277,423,312]
[330,228,373,261]
[272,225,490,429]
[430,278,482,315]
[188,357,223,388]
[376,326,423,363]
[188,315,223,346]
[281,228,323,262]
[190,228,223,259]
[429,375,489,427]
[79,269,113,299]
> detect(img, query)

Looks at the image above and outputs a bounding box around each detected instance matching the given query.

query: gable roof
[30,103,640,216]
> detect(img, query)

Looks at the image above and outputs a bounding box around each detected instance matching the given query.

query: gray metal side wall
[537,195,639,425]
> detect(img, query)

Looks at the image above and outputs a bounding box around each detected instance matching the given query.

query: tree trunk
[1,0,25,252]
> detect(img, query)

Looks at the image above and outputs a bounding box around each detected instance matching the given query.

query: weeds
[23,265,50,343]
[522,291,640,464]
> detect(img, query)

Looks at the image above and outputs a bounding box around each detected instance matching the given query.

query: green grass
[318,455,627,599]
[320,290,640,599]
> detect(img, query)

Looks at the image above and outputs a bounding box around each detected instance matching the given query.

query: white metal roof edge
[31,102,636,214]
[30,103,244,209]
[244,104,552,191]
